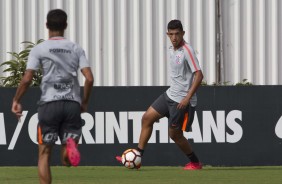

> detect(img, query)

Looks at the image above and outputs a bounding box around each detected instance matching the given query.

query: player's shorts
[37,100,83,145]
[151,92,195,132]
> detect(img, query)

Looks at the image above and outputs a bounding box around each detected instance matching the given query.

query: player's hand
[11,101,23,120]
[177,97,189,109]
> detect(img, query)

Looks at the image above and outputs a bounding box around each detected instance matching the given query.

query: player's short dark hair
[46,9,67,31]
[167,20,183,31]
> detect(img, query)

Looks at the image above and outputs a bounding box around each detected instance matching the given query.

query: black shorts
[151,93,195,132]
[37,100,83,145]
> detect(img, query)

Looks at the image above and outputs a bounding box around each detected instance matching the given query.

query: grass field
[0,166,281,184]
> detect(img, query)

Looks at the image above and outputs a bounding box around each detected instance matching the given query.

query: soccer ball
[121,149,142,169]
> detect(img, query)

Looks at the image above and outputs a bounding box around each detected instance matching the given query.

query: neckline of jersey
[49,36,65,40]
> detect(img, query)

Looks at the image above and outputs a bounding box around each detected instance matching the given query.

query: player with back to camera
[116,20,204,170]
[11,9,94,184]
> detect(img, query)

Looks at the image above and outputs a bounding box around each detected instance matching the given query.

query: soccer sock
[187,152,199,163]
[136,147,144,156]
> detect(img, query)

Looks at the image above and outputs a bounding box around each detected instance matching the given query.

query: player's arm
[12,69,34,119]
[80,67,94,112]
[177,70,203,109]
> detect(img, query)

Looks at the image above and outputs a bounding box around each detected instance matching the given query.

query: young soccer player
[11,9,94,183]
[116,20,204,170]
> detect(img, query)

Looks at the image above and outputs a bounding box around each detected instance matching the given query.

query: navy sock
[136,147,144,156]
[187,152,199,163]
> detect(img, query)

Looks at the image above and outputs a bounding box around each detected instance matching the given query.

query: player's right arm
[80,67,94,112]
[12,45,40,119]
[12,69,34,119]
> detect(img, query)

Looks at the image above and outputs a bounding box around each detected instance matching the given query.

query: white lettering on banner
[203,111,226,143]
[226,110,243,143]
[275,115,282,138]
[128,112,143,143]
[8,111,28,150]
[81,113,95,144]
[201,110,242,143]
[106,112,128,143]
[1,110,245,150]
[29,113,38,144]
[0,113,7,145]
[95,112,105,143]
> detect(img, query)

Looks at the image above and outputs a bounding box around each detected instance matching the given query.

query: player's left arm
[177,70,203,109]
[12,69,34,119]
[177,44,204,109]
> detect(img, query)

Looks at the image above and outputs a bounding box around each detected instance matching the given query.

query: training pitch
[0,166,281,184]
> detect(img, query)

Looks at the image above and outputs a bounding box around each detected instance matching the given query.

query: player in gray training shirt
[116,20,204,170]
[166,39,201,107]
[27,37,90,105]
[11,9,94,184]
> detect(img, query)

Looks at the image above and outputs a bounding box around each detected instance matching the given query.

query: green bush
[0,39,44,87]
[201,79,252,86]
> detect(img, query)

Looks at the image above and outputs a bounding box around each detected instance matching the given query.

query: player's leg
[61,138,80,166]
[168,103,202,170]
[38,144,53,184]
[169,128,193,154]
[60,101,83,167]
[61,144,70,166]
[168,128,201,170]
[137,93,169,154]
[37,102,62,183]
[137,106,163,151]
[116,93,167,163]
[116,106,162,163]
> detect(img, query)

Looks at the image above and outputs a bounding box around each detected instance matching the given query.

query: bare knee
[38,145,52,161]
[141,112,154,127]
[141,107,162,127]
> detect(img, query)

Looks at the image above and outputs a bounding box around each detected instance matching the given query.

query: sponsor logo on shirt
[49,48,71,54]
[53,94,74,100]
[54,82,73,90]
[175,54,182,64]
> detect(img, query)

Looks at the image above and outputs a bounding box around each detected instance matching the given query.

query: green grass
[0,166,281,184]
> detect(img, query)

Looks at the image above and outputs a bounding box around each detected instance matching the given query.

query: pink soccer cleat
[183,162,203,170]
[115,155,122,163]
[66,138,80,167]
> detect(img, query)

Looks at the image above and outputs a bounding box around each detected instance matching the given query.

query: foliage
[235,79,253,86]
[0,39,44,87]
[201,79,252,86]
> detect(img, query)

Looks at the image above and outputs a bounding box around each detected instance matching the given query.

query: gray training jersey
[26,37,90,105]
[166,41,201,106]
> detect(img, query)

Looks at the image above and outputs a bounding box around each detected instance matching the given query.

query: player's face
[167,29,185,49]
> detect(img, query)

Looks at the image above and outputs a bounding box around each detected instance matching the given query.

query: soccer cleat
[115,155,122,163]
[183,162,203,170]
[66,138,80,167]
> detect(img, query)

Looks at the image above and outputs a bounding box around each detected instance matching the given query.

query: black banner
[0,86,282,166]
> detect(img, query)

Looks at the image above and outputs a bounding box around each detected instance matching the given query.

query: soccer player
[11,9,94,183]
[116,20,203,170]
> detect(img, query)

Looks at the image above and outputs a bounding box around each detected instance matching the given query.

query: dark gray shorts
[37,100,83,145]
[151,92,195,132]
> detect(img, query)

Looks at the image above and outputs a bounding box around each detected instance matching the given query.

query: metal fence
[0,0,281,86]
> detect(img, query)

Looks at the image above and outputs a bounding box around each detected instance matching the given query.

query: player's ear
[182,31,185,36]
[64,23,68,30]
